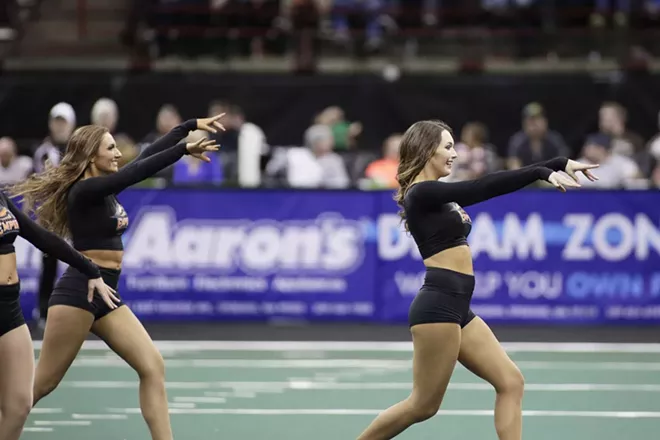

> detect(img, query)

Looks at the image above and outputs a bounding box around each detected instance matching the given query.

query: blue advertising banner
[117,189,377,321]
[16,189,660,324]
[377,190,660,324]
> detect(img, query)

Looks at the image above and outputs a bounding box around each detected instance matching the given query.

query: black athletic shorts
[408,267,477,328]
[0,283,25,337]
[49,266,123,320]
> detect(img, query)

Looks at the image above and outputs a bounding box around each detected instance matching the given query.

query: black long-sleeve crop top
[67,119,197,252]
[403,157,568,260]
[0,191,101,278]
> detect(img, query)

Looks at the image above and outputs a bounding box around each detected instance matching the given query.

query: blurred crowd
[120,0,660,62]
[2,97,660,191]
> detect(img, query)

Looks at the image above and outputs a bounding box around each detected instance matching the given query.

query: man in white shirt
[266,124,350,189]
[228,105,267,188]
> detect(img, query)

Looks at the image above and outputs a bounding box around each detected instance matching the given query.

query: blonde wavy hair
[9,125,109,238]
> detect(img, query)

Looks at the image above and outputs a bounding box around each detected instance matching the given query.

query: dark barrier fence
[1,71,659,157]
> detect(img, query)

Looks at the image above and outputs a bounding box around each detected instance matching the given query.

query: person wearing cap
[33,103,76,174]
[506,102,570,171]
[32,102,77,326]
[578,132,642,189]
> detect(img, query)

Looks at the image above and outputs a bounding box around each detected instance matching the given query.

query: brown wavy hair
[9,125,109,238]
[394,120,452,230]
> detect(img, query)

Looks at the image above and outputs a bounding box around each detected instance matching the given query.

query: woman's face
[428,129,457,178]
[92,133,122,174]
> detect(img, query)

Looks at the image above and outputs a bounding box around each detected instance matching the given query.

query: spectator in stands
[91,98,138,168]
[0,136,32,186]
[289,0,324,72]
[364,133,401,189]
[577,133,641,189]
[33,102,76,174]
[394,0,435,59]
[506,102,570,170]
[315,106,362,151]
[140,104,182,146]
[208,0,239,59]
[591,0,630,27]
[223,104,267,187]
[91,98,119,134]
[597,101,648,172]
[266,124,350,188]
[304,123,350,188]
[445,122,500,182]
[172,129,224,185]
[238,0,282,58]
[32,102,76,326]
[137,104,182,184]
[331,0,387,57]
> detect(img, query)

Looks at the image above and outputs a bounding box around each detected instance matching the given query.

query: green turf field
[23,341,660,439]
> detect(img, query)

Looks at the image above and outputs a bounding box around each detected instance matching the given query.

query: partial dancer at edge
[10,114,225,440]
[0,189,115,440]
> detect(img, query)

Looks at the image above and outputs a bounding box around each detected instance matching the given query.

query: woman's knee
[2,392,32,422]
[136,351,166,381]
[495,366,525,397]
[407,392,443,423]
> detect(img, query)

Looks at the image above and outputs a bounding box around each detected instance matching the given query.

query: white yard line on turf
[174,396,227,404]
[107,408,660,418]
[169,403,197,409]
[68,357,660,371]
[72,414,128,420]
[33,421,92,426]
[63,380,660,392]
[32,340,660,353]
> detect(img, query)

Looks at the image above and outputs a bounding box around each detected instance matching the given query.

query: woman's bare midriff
[0,253,19,285]
[423,245,473,275]
[82,250,123,271]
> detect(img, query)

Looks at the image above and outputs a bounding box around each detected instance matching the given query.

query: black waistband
[99,267,121,276]
[0,283,20,299]
[423,267,475,293]
[65,265,120,276]
[62,265,121,286]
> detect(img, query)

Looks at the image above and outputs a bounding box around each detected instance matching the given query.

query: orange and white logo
[0,208,19,236]
[115,204,129,231]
